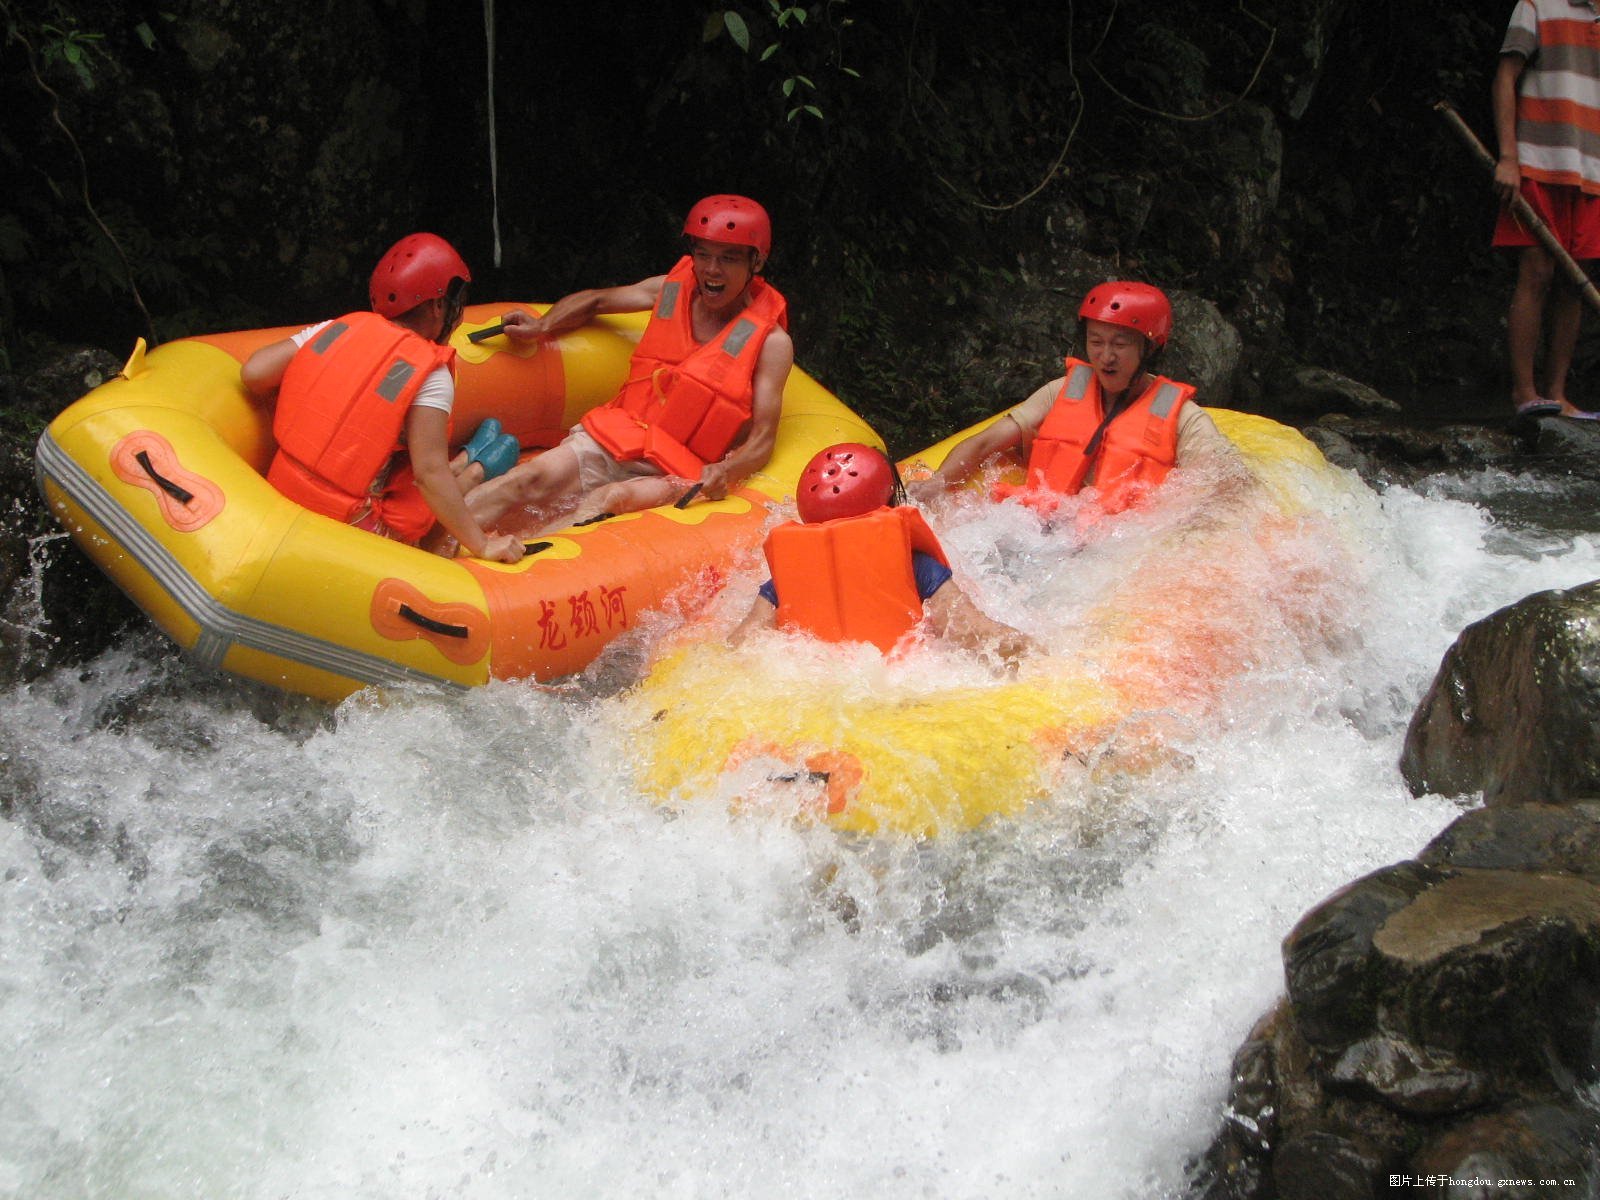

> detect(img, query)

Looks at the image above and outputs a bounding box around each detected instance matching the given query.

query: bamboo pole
[1436,100,1600,315]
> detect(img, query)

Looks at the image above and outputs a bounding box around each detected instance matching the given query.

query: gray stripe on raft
[35,432,465,693]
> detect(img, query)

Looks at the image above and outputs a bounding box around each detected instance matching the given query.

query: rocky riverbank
[1191,579,1600,1198]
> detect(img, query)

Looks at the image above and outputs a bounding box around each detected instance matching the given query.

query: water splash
[2,463,1597,1198]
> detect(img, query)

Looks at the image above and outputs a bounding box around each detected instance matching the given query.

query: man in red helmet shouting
[471,194,796,529]
[913,281,1236,515]
[241,232,525,563]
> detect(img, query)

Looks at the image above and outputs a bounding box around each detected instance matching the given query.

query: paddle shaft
[1435,101,1600,315]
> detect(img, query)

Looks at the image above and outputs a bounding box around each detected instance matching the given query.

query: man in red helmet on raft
[470,194,795,529]
[241,232,525,563]
[730,443,1034,661]
[912,281,1237,514]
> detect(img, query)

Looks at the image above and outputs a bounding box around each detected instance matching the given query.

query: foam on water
[3,454,1598,1199]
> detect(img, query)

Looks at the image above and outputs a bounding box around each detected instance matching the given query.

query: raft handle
[468,321,507,343]
[673,482,703,510]
[134,450,195,505]
[397,604,470,639]
[521,540,553,556]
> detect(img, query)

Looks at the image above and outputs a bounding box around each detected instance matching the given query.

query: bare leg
[1508,245,1555,410]
[566,475,687,526]
[467,443,582,527]
[1544,278,1583,411]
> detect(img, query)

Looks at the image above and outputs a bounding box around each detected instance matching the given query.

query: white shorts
[563,426,667,491]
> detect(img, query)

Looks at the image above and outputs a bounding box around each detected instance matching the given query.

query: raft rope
[484,0,502,267]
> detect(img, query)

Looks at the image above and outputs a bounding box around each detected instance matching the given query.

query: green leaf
[135,21,156,50]
[842,66,860,78]
[804,104,822,119]
[787,105,801,122]
[760,43,778,61]
[724,10,750,52]
[702,12,725,42]
[792,7,807,23]
[782,77,795,97]
[796,74,814,89]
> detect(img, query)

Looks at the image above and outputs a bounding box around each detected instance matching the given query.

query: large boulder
[1401,582,1600,806]
[1283,862,1600,1110]
[1188,803,1600,1200]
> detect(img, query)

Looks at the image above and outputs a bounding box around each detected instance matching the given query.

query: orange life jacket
[996,358,1194,515]
[766,506,950,654]
[268,312,456,535]
[582,256,789,480]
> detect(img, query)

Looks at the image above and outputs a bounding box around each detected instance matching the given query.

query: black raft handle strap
[397,603,469,639]
[134,450,195,505]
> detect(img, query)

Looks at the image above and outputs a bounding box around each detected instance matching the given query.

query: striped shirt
[1504,0,1600,193]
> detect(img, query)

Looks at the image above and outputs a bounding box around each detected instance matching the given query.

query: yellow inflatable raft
[36,305,877,701]
[622,409,1369,837]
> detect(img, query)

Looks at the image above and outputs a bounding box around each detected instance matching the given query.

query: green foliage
[706,1,857,123]
[36,21,104,88]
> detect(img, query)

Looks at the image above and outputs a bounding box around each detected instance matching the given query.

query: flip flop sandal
[463,418,503,462]
[474,434,521,480]
[1514,398,1562,418]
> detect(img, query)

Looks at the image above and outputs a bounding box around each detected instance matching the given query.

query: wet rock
[1272,366,1402,420]
[1305,415,1526,473]
[1280,861,1441,1053]
[1191,800,1600,1200]
[1299,424,1374,479]
[1419,801,1600,884]
[1530,412,1600,460]
[1169,292,1243,409]
[1401,581,1600,806]
[1284,862,1600,1106]
[1409,1102,1600,1195]
[0,347,141,681]
[1189,997,1415,1200]
[1325,1035,1488,1116]
[1272,1130,1382,1200]
[18,346,124,424]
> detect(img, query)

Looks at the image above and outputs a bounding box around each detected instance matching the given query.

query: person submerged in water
[911,281,1237,515]
[731,443,1035,662]
[468,194,795,531]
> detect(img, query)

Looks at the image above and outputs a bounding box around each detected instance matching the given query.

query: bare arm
[922,583,1036,664]
[502,276,667,343]
[240,336,299,400]
[925,413,1029,490]
[1492,53,1526,201]
[728,593,777,645]
[405,405,523,563]
[698,326,794,500]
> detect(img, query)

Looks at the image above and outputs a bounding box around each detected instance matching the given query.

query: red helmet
[682,195,772,259]
[369,233,471,318]
[1077,281,1172,349]
[796,443,894,524]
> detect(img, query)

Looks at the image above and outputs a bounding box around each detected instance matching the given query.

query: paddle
[1436,101,1600,316]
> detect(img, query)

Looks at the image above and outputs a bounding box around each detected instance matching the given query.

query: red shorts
[350,464,434,544]
[1492,177,1600,260]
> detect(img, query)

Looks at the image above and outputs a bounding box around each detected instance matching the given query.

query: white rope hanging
[484,0,502,267]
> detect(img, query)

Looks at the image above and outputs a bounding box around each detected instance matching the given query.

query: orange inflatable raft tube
[36,304,879,701]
